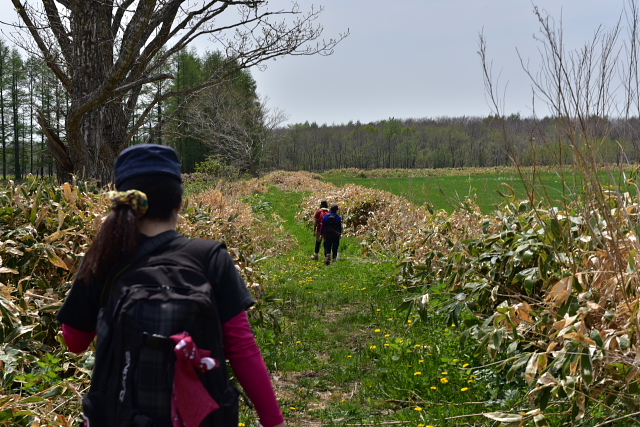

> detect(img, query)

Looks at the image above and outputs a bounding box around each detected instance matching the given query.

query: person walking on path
[322,204,343,265]
[56,144,286,427]
[311,200,329,260]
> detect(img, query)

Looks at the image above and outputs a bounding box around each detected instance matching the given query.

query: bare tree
[184,75,288,176]
[7,0,346,183]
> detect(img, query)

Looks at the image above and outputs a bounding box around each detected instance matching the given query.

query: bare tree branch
[10,0,72,92]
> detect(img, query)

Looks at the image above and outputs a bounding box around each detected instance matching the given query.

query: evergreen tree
[8,48,25,180]
[0,40,9,179]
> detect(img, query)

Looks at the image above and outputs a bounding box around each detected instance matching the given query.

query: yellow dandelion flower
[441,372,448,375]
[239,424,245,427]
[414,344,421,348]
[375,329,381,332]
[347,355,353,358]
[468,379,474,383]
[370,345,377,349]
[414,372,422,375]
[453,359,459,362]
[430,386,437,390]
[384,343,390,347]
[419,359,424,363]
[463,363,470,368]
[407,320,413,324]
[376,309,382,312]
[289,407,296,410]
[414,406,423,411]
[440,377,449,384]
[461,387,469,391]
[385,334,391,337]
[296,341,301,344]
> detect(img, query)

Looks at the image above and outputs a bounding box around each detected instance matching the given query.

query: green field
[322,169,633,213]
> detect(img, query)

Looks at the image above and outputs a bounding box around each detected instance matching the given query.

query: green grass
[239,187,526,426]
[321,170,634,213]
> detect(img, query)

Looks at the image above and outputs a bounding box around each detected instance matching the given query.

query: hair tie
[106,190,149,218]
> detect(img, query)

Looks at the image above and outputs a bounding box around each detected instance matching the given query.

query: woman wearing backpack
[57,144,286,427]
[321,204,343,265]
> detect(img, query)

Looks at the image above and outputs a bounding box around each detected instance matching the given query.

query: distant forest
[3,30,640,179]
[262,115,640,172]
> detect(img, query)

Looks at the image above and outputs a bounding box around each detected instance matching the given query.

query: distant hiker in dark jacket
[57,144,286,427]
[321,204,343,265]
[312,200,329,260]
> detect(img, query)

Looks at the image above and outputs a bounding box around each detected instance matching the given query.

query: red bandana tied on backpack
[170,332,220,427]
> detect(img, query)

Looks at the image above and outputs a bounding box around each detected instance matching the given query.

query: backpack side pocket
[82,390,107,427]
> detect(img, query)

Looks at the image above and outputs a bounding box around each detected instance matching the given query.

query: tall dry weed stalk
[475,1,640,422]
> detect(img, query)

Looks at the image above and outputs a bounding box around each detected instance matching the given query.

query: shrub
[298,180,485,261]
[400,191,640,424]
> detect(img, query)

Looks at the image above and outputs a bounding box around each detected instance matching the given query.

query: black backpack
[82,232,239,427]
[324,213,340,237]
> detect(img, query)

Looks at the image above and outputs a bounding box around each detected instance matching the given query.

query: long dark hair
[77,175,183,283]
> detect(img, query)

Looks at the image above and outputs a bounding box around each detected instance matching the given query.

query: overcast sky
[0,1,627,125]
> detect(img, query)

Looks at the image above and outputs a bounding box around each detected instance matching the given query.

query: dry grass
[261,170,337,194]
[295,179,486,261]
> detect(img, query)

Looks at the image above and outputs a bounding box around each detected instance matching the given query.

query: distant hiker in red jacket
[311,200,329,260]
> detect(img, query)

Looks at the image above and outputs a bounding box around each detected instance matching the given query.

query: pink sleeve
[61,323,96,354]
[223,311,285,427]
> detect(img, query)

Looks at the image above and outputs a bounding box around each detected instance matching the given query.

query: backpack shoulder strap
[99,230,183,307]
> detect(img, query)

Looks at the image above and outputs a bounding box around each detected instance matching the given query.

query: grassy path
[239,188,501,427]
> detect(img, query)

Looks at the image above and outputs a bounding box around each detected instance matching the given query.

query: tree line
[8,2,640,179]
[263,115,640,171]
[5,34,638,179]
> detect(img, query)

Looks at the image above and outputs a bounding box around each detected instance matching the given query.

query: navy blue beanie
[114,144,182,188]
